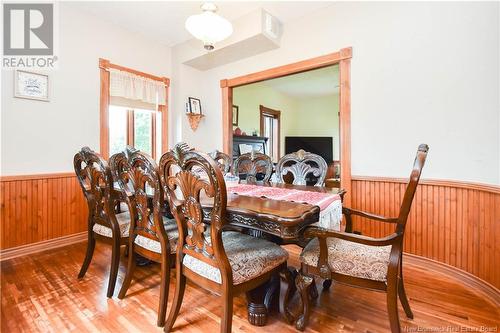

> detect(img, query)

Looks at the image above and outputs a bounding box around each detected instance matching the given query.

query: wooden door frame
[99,58,170,159]
[259,105,281,160]
[220,47,352,205]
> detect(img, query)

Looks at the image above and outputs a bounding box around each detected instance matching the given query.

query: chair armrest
[302,226,402,279]
[343,207,398,224]
[337,189,347,202]
[304,226,401,247]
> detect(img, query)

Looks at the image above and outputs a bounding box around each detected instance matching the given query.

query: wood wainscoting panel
[0,173,88,250]
[351,176,500,290]
[1,172,499,294]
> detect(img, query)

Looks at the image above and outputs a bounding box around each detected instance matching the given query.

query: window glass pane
[264,116,273,158]
[109,105,127,156]
[156,112,162,161]
[134,109,153,156]
[272,118,279,162]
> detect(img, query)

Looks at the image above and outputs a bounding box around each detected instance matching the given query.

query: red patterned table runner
[227,184,340,211]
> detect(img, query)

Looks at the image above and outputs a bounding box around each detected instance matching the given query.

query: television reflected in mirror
[285,136,333,163]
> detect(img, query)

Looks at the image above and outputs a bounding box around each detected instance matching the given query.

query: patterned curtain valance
[109,68,166,108]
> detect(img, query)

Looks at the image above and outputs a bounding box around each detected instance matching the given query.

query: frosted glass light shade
[185,3,233,50]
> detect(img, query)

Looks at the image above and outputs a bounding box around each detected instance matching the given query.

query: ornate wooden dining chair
[110,150,179,327]
[275,149,328,186]
[124,145,139,159]
[160,144,289,333]
[115,146,139,214]
[74,147,130,298]
[233,151,273,183]
[209,150,232,174]
[291,144,429,332]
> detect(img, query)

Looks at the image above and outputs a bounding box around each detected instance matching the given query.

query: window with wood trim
[99,58,169,159]
[109,106,161,159]
[260,105,281,163]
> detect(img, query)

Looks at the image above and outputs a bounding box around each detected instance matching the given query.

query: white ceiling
[67,1,334,47]
[261,65,339,98]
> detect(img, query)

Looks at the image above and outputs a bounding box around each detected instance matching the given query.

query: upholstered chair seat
[134,217,179,253]
[300,238,391,282]
[183,231,288,285]
[92,212,131,238]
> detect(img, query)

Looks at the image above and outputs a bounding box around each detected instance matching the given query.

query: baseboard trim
[0,232,87,261]
[404,253,500,308]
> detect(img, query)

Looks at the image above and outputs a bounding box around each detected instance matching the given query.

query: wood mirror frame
[220,47,352,205]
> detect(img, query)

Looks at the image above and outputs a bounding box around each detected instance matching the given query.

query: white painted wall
[172,2,500,185]
[0,3,171,175]
[2,2,498,185]
[171,41,204,149]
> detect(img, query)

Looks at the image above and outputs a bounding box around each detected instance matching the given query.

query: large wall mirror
[231,65,341,187]
[221,48,352,204]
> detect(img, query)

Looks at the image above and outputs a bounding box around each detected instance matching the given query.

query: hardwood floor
[1,242,498,332]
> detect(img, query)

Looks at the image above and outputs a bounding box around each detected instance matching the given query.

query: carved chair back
[124,145,139,159]
[159,143,232,284]
[396,144,429,233]
[110,150,170,251]
[74,147,118,233]
[275,149,328,186]
[208,150,232,175]
[233,151,273,183]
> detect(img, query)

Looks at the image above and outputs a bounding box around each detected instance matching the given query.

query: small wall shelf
[186,113,204,131]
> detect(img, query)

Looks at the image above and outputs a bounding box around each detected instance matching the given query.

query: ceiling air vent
[263,11,282,40]
[183,9,283,71]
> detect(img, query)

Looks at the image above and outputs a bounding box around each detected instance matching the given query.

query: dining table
[114,180,345,326]
[201,181,345,326]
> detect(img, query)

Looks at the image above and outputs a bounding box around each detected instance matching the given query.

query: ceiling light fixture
[185,2,233,51]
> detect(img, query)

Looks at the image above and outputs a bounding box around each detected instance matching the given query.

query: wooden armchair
[110,150,178,327]
[74,147,130,298]
[275,149,328,186]
[208,149,232,174]
[160,144,289,333]
[292,144,429,332]
[233,151,273,183]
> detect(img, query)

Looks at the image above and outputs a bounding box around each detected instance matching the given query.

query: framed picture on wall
[188,97,202,114]
[232,105,239,126]
[14,70,49,101]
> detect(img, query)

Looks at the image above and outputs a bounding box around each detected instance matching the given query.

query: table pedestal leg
[245,273,280,326]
